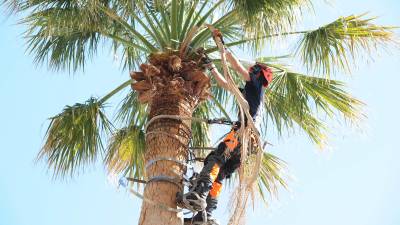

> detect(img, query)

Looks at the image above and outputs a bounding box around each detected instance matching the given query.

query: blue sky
[0,1,399,225]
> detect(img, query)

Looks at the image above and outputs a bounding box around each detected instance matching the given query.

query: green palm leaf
[191,101,212,148]
[105,125,146,177]
[38,98,113,177]
[258,152,288,202]
[230,0,310,31]
[297,14,398,75]
[265,63,364,146]
[228,0,311,50]
[23,6,108,71]
[115,91,148,127]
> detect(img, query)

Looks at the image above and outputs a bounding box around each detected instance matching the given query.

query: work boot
[183,212,219,225]
[183,196,220,225]
[179,178,211,212]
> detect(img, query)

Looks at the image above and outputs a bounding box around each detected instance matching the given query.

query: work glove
[205,63,216,71]
[233,121,241,131]
[199,51,216,71]
[211,28,225,45]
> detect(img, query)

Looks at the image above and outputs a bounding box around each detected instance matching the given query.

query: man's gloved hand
[200,52,216,71]
[212,28,225,45]
[212,29,222,38]
[233,121,241,131]
[205,63,216,71]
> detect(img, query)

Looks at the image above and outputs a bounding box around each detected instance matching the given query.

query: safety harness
[119,115,237,215]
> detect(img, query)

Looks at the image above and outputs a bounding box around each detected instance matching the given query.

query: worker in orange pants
[183,126,241,225]
[181,29,273,225]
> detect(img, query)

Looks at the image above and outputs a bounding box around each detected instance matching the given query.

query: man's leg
[184,165,225,225]
[205,150,241,219]
[180,141,228,212]
[180,127,240,211]
[184,146,241,225]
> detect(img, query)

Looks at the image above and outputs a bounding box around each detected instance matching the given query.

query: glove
[212,28,225,45]
[200,53,216,71]
[233,121,241,131]
[205,63,216,71]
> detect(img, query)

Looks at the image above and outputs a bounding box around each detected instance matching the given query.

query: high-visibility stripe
[209,181,223,198]
[209,164,220,182]
[223,130,239,151]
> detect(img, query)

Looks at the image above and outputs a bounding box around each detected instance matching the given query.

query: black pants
[198,139,241,199]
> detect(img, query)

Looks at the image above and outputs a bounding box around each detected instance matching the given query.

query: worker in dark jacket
[180,43,273,225]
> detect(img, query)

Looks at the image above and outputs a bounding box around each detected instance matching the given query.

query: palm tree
[4,0,397,224]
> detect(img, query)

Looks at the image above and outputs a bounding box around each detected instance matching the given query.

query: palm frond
[178,0,200,42]
[138,3,168,49]
[38,98,113,178]
[190,9,242,50]
[115,90,148,126]
[23,5,109,71]
[99,6,158,52]
[104,125,146,177]
[264,63,364,146]
[191,101,212,148]
[20,0,155,71]
[228,0,311,49]
[257,152,288,203]
[209,95,231,120]
[266,91,328,146]
[296,13,398,75]
[1,0,21,14]
[209,79,232,114]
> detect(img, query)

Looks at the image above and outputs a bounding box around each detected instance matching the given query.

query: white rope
[119,177,183,213]
[146,175,182,187]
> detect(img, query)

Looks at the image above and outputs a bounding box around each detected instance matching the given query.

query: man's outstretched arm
[207,64,229,90]
[225,49,250,82]
[210,28,250,81]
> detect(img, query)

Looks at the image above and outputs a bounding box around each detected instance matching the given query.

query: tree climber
[180,30,273,225]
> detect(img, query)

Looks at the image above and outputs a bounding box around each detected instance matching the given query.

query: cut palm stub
[130,53,211,104]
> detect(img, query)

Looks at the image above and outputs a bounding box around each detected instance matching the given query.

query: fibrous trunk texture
[136,53,210,225]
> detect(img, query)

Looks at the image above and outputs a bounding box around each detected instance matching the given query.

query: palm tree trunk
[138,89,198,225]
[133,54,210,225]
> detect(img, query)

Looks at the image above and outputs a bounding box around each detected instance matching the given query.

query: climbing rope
[146,175,182,187]
[121,150,219,216]
[119,177,183,213]
[189,146,216,151]
[119,156,196,213]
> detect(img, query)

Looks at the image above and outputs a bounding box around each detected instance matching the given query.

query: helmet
[249,63,273,87]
